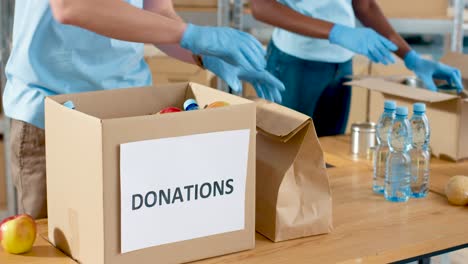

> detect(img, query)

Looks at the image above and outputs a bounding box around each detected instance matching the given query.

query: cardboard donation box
[349,72,468,161]
[376,0,448,18]
[173,0,217,8]
[144,45,214,87]
[254,100,333,242]
[45,83,256,264]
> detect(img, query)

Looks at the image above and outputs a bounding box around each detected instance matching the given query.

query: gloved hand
[203,55,285,103]
[329,24,398,65]
[181,24,266,71]
[404,50,464,92]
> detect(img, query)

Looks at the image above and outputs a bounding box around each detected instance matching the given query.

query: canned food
[401,76,425,88]
[351,122,377,157]
[437,84,459,95]
[401,77,463,96]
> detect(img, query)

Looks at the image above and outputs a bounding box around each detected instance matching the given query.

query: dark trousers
[266,41,353,137]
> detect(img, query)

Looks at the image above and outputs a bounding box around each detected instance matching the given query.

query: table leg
[417,258,430,264]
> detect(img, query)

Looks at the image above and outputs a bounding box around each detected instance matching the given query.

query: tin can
[351,122,377,156]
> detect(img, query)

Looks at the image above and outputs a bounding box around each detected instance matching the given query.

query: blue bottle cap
[183,99,198,111]
[384,100,397,111]
[396,106,408,116]
[63,100,75,109]
[413,103,426,113]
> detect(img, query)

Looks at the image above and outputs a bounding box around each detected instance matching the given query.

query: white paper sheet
[120,129,250,253]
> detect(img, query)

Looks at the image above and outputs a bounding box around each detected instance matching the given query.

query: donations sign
[119,130,250,253]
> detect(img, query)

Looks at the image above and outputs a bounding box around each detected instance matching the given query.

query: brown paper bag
[255,99,333,242]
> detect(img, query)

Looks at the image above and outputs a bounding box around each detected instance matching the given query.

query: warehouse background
[0,2,467,262]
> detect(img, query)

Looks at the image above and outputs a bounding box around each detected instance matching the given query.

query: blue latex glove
[404,50,464,92]
[203,55,285,103]
[181,24,266,71]
[329,24,398,65]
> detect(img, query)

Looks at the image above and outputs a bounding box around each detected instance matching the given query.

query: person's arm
[352,0,411,58]
[144,0,284,102]
[250,0,405,56]
[353,0,463,91]
[249,0,396,65]
[50,0,269,79]
[49,0,186,44]
[143,0,197,64]
[250,0,333,39]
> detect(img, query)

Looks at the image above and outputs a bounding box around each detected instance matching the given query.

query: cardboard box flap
[347,78,459,103]
[48,84,188,120]
[144,44,162,57]
[144,45,203,75]
[440,52,468,79]
[255,99,311,142]
[48,83,251,121]
[148,58,203,75]
[189,82,252,107]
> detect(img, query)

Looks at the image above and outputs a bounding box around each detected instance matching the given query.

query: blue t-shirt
[4,1,152,128]
[272,0,356,62]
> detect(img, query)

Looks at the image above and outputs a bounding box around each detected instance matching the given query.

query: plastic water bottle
[373,100,396,194]
[409,103,430,198]
[385,106,412,202]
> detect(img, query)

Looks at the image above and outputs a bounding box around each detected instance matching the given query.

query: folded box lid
[440,52,468,79]
[255,99,311,142]
[347,78,459,103]
[143,44,163,57]
[440,52,468,102]
[144,45,203,75]
[47,82,252,121]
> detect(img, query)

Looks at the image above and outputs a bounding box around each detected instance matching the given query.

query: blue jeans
[266,41,352,137]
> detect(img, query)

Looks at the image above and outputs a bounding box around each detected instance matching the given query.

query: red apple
[0,214,37,254]
[158,107,182,114]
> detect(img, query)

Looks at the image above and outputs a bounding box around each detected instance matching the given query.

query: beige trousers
[10,119,47,219]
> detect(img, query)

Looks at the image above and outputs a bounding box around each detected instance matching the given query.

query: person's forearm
[49,0,186,44]
[155,44,196,64]
[353,0,411,58]
[143,0,196,64]
[249,0,333,39]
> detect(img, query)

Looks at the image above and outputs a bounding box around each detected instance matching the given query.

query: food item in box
[155,100,229,115]
[437,84,461,95]
[445,175,468,206]
[204,101,230,109]
[183,99,199,111]
[63,100,75,109]
[401,77,465,96]
[157,107,182,114]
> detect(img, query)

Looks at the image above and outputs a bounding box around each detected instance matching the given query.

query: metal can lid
[183,99,198,110]
[351,122,376,132]
[63,100,75,109]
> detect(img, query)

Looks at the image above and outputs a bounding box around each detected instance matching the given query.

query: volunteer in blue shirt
[4,0,284,219]
[250,0,464,137]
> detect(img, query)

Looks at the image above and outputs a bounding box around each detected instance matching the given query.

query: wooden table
[0,219,75,264]
[1,136,467,263]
